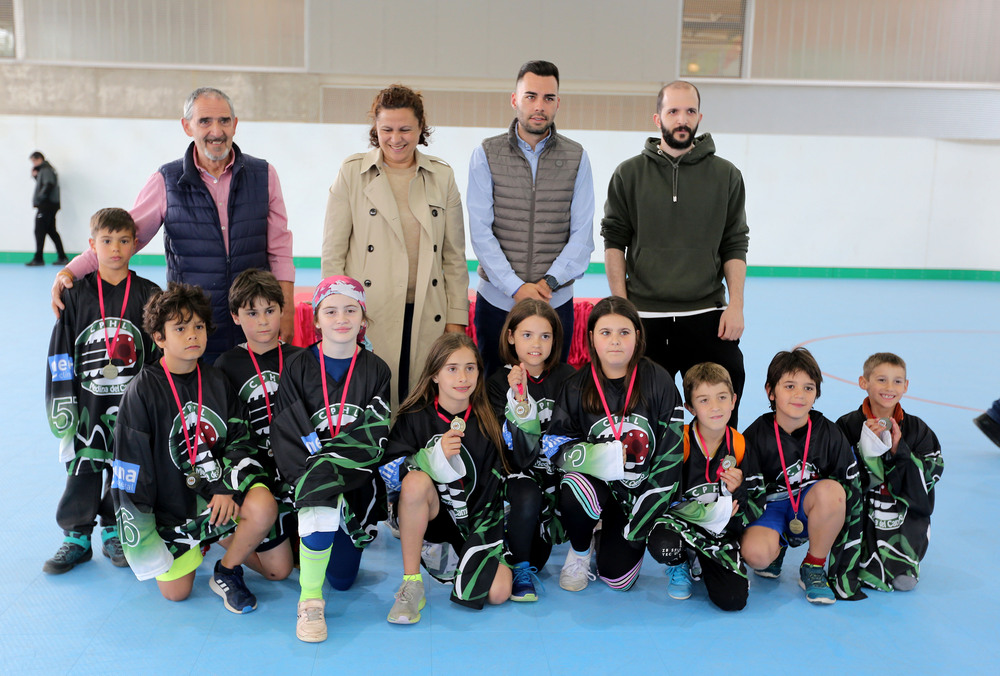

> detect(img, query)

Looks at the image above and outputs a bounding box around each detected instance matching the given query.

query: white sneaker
[559,546,596,592]
[296,598,327,643]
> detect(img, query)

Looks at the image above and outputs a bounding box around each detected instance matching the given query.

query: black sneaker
[210,560,257,614]
[53,257,70,266]
[25,259,45,267]
[974,414,1000,449]
[43,534,93,574]
[101,527,129,567]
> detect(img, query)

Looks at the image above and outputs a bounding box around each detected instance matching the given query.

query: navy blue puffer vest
[160,142,270,359]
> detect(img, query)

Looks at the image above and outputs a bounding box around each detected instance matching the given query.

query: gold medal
[514,401,530,418]
[102,363,119,379]
[721,455,737,471]
[450,417,466,433]
[789,517,805,535]
[185,472,201,489]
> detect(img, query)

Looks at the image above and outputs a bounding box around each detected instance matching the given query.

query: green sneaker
[43,533,93,574]
[799,563,836,604]
[753,545,786,579]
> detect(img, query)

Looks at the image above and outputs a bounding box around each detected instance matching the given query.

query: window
[681,0,747,77]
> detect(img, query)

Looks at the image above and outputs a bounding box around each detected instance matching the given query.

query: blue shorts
[751,483,817,540]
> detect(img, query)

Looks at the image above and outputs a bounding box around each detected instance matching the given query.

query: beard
[201,136,231,162]
[659,122,698,150]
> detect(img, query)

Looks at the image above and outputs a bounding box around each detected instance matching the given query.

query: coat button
[367,244,374,252]
[369,208,377,216]
[433,244,438,252]
[431,209,438,217]
[431,279,438,286]
[364,279,372,287]
[434,314,441,322]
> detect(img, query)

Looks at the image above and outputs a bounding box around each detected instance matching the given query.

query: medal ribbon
[693,422,732,484]
[97,271,132,364]
[434,397,472,426]
[162,362,203,471]
[247,346,283,424]
[590,363,637,443]
[320,346,359,439]
[773,416,812,517]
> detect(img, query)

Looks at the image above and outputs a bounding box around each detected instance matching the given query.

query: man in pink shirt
[51,87,295,361]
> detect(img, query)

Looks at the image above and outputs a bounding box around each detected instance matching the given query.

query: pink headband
[312,275,367,344]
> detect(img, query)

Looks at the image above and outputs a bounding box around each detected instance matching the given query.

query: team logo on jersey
[589,413,655,488]
[239,371,280,443]
[868,486,907,530]
[310,403,364,437]
[74,318,145,396]
[111,459,140,493]
[426,434,477,520]
[168,403,227,482]
[687,482,721,503]
[537,397,555,426]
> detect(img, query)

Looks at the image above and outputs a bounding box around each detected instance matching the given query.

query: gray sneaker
[559,546,595,592]
[387,578,425,624]
[296,598,327,642]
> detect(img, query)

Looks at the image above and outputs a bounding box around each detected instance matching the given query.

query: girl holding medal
[740,348,864,604]
[486,299,577,602]
[646,363,765,610]
[545,297,685,593]
[269,276,392,643]
[384,333,512,623]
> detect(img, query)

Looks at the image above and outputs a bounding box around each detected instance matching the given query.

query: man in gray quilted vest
[467,60,595,376]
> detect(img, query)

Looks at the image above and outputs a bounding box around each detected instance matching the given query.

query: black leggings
[505,477,553,569]
[559,473,644,590]
[647,523,748,611]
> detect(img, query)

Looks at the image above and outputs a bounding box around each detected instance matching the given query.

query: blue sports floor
[3,263,997,675]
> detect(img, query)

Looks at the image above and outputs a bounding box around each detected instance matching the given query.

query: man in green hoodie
[601,81,749,426]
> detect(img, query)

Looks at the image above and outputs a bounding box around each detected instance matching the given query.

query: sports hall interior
[2,1,997,674]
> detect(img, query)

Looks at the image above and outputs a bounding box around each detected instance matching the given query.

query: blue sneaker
[210,560,257,614]
[666,563,692,600]
[798,563,836,605]
[511,562,541,602]
[753,545,786,579]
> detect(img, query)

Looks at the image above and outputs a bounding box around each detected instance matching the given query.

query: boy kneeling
[740,348,865,604]
[112,283,284,611]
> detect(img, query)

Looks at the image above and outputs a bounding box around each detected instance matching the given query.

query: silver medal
[721,455,737,471]
[102,363,119,379]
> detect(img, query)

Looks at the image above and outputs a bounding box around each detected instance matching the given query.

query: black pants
[56,468,114,535]
[474,294,575,379]
[647,523,748,611]
[642,310,745,428]
[398,302,415,404]
[34,206,66,260]
[560,474,644,589]
[505,476,554,570]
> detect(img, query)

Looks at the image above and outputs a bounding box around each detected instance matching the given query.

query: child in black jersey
[836,352,943,592]
[740,348,864,604]
[646,363,764,610]
[385,333,512,623]
[270,276,392,642]
[486,299,576,601]
[112,283,281,613]
[44,208,160,574]
[546,296,685,593]
[215,269,300,582]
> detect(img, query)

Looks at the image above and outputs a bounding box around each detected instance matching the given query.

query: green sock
[299,542,332,602]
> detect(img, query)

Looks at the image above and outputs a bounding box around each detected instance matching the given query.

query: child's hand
[720,467,743,493]
[441,429,464,458]
[507,364,528,401]
[207,494,239,527]
[731,499,740,517]
[888,418,902,453]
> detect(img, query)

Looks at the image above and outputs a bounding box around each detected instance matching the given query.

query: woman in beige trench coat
[321,85,469,411]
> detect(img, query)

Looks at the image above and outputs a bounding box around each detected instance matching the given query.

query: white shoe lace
[563,552,596,582]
